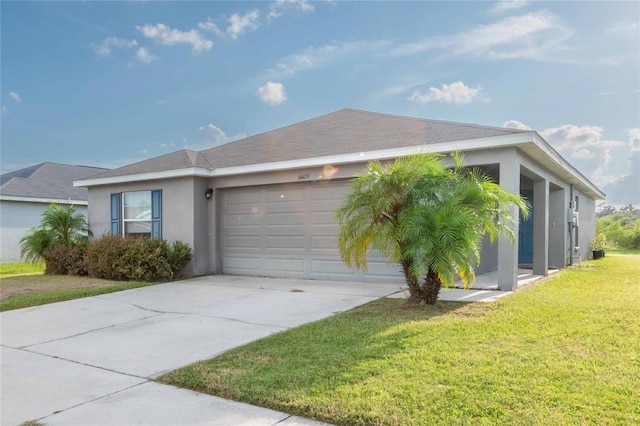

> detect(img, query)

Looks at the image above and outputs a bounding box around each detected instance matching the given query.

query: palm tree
[336,153,528,305]
[20,204,91,262]
[336,153,449,300]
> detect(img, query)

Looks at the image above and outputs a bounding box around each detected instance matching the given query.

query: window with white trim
[123,191,152,236]
[110,190,162,238]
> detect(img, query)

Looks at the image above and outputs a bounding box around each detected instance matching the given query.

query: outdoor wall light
[205,188,214,200]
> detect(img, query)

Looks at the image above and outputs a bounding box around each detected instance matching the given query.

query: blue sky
[1,1,639,204]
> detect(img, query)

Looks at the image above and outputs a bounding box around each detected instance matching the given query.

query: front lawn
[160,255,640,425]
[0,261,45,276]
[0,275,155,311]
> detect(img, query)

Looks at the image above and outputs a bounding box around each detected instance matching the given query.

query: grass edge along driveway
[160,255,640,426]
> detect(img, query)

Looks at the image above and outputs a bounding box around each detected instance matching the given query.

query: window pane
[125,221,151,235]
[124,191,152,220]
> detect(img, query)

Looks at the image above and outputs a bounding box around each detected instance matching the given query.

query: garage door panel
[264,212,305,226]
[311,236,338,250]
[224,256,262,271]
[225,190,261,206]
[225,236,262,249]
[266,236,305,249]
[265,258,305,273]
[311,260,357,276]
[225,214,262,227]
[267,188,305,202]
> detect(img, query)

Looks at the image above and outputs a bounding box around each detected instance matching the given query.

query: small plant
[590,234,609,251]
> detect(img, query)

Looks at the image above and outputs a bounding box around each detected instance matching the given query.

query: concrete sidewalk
[2,275,405,425]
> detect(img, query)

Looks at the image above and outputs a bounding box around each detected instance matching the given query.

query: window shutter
[110,193,121,236]
[151,190,162,238]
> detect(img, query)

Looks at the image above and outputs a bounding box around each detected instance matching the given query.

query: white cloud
[262,40,388,79]
[91,37,138,56]
[488,0,530,14]
[593,91,615,96]
[9,91,21,103]
[1,106,7,113]
[503,120,532,130]
[541,124,628,188]
[227,10,259,39]
[135,47,158,64]
[256,81,287,105]
[198,19,224,37]
[408,81,481,104]
[607,21,639,37]
[184,123,246,151]
[391,11,572,62]
[136,23,213,53]
[268,0,314,20]
[627,128,640,151]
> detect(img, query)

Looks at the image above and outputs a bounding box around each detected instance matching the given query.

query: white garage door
[221,181,403,283]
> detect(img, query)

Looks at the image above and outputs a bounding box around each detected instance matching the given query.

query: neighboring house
[75,109,605,291]
[0,162,108,262]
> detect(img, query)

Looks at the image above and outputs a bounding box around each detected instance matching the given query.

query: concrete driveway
[1,275,401,426]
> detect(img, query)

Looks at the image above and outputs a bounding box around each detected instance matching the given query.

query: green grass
[608,248,640,255]
[0,280,155,312]
[0,261,45,276]
[160,256,640,425]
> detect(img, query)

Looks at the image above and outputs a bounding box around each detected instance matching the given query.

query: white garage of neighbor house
[0,162,108,262]
[75,109,605,291]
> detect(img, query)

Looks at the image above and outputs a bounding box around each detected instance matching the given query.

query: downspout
[569,184,574,266]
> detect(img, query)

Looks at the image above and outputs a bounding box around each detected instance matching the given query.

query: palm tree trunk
[401,258,424,303]
[423,268,441,305]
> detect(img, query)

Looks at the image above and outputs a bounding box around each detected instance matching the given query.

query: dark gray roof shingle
[0,163,109,201]
[86,149,213,180]
[86,109,527,180]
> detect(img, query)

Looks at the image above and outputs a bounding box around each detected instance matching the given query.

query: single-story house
[75,109,605,291]
[0,162,109,262]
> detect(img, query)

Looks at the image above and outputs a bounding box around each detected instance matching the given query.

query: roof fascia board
[0,195,88,205]
[74,167,211,187]
[530,132,605,199]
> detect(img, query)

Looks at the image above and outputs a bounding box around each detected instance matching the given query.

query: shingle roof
[0,162,109,201]
[87,108,527,179]
[87,149,213,180]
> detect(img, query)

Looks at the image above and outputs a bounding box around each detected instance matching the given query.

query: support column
[498,158,520,291]
[548,186,567,268]
[533,179,549,276]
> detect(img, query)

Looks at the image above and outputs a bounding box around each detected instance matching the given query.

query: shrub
[167,241,193,275]
[44,244,88,276]
[85,235,192,282]
[117,237,172,282]
[86,235,129,281]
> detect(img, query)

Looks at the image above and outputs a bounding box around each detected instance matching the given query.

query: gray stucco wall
[0,201,88,263]
[86,144,600,284]
[87,177,209,275]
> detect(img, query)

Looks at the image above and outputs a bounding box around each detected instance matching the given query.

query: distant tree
[336,153,528,305]
[20,204,91,263]
[596,204,617,218]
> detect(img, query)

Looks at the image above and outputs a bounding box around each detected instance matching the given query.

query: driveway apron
[1,275,401,425]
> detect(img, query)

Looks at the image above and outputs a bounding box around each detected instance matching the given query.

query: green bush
[85,235,192,282]
[43,244,88,276]
[167,240,193,275]
[117,237,172,282]
[86,235,129,281]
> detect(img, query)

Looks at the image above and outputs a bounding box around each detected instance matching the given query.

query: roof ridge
[342,108,531,134]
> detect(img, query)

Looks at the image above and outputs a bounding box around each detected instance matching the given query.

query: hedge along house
[75,109,605,291]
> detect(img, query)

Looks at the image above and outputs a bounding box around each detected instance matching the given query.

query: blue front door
[518,201,534,264]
